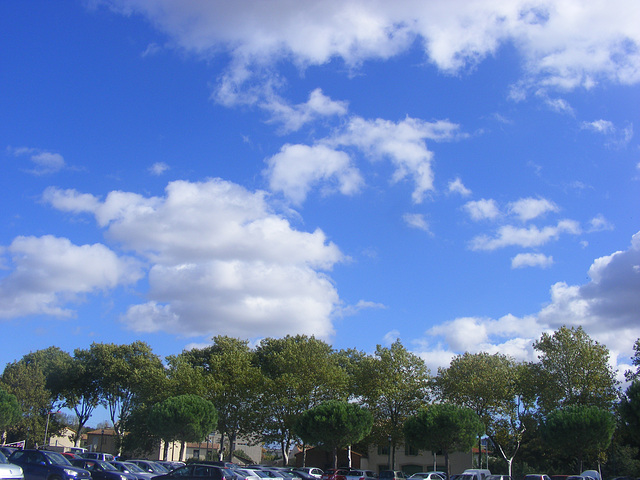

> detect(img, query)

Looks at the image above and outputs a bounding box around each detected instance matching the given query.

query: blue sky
[1,0,639,382]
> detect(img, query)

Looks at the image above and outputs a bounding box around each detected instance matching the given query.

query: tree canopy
[295,400,373,468]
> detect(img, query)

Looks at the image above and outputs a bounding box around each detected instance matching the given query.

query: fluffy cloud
[0,235,142,318]
[418,231,640,372]
[448,177,472,197]
[103,0,640,102]
[403,213,431,233]
[464,198,501,221]
[265,144,363,205]
[44,178,345,339]
[511,252,554,269]
[470,219,581,250]
[8,147,66,175]
[508,197,559,221]
[332,116,462,203]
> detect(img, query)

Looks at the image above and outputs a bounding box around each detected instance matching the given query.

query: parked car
[108,461,155,480]
[523,475,551,480]
[152,464,226,480]
[580,472,600,480]
[380,472,406,480]
[156,462,185,472]
[322,470,340,480]
[9,449,92,480]
[0,450,23,480]
[71,459,135,480]
[0,447,19,459]
[486,475,510,480]
[409,474,444,480]
[294,469,323,480]
[234,470,263,480]
[340,470,377,480]
[127,461,169,476]
[80,454,116,463]
[463,470,491,480]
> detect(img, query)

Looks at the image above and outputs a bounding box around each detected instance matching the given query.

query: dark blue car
[8,450,92,480]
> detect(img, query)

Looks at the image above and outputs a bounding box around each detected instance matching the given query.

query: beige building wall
[364,444,472,475]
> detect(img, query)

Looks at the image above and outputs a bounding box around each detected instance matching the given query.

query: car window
[171,466,193,477]
[44,452,72,466]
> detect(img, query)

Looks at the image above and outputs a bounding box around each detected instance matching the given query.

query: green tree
[542,405,616,472]
[619,381,640,446]
[405,403,483,480]
[255,335,349,465]
[1,359,51,447]
[0,386,21,436]
[355,340,431,469]
[88,341,166,454]
[533,326,619,413]
[148,394,218,460]
[178,336,264,461]
[295,400,373,468]
[435,352,517,468]
[625,339,640,382]
[58,348,102,446]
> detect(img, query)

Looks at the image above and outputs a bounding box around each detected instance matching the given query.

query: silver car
[0,451,23,480]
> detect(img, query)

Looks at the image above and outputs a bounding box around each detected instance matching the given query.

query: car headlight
[64,469,80,477]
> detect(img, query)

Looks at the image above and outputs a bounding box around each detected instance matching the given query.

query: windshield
[97,461,118,471]
[0,451,7,464]
[44,452,72,466]
[123,463,144,473]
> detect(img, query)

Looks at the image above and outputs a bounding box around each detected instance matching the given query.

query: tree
[619,380,640,446]
[1,351,61,447]
[435,352,517,468]
[404,403,483,480]
[58,348,102,446]
[148,394,218,460]
[178,336,264,462]
[88,341,166,454]
[0,386,21,436]
[625,339,640,382]
[542,405,616,473]
[533,326,619,413]
[255,335,349,465]
[295,400,373,468]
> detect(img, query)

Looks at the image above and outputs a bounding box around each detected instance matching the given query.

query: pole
[43,412,51,446]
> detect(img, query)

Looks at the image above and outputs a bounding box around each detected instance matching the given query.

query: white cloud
[511,252,554,269]
[0,235,142,318]
[448,177,472,196]
[104,0,640,104]
[332,116,462,203]
[264,88,348,132]
[45,179,345,339]
[464,198,500,221]
[265,144,363,205]
[470,219,581,250]
[8,147,65,175]
[508,197,559,221]
[418,231,640,373]
[581,120,634,147]
[383,329,401,346]
[149,162,170,175]
[403,213,431,233]
[582,119,615,134]
[589,214,614,232]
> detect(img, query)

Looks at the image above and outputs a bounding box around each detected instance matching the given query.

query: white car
[0,450,23,480]
[409,474,445,480]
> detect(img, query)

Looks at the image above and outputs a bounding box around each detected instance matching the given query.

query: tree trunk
[226,431,237,462]
[179,441,185,461]
[444,450,450,480]
[348,445,352,468]
[219,433,225,461]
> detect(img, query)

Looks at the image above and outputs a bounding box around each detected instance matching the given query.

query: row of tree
[0,327,639,478]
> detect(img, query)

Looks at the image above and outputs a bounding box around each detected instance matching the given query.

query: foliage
[619,380,640,445]
[436,352,518,468]
[0,386,21,431]
[533,326,619,413]
[86,341,166,454]
[404,403,483,479]
[178,336,263,461]
[355,339,431,468]
[625,339,640,382]
[254,335,349,465]
[295,400,373,468]
[542,405,616,470]
[148,394,218,443]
